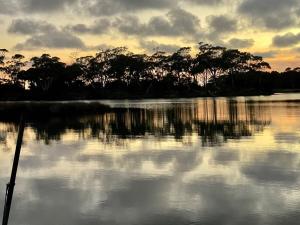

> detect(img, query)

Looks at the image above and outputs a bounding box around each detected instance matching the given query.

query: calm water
[1,94,300,225]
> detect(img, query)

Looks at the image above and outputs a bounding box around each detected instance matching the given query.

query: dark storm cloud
[116,8,201,37]
[272,32,300,47]
[14,30,86,50]
[82,0,176,16]
[140,40,181,53]
[207,15,238,34]
[227,38,255,48]
[64,19,111,35]
[8,19,56,35]
[238,0,300,30]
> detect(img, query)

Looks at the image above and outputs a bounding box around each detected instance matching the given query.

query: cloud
[254,50,277,58]
[238,0,300,30]
[295,47,300,53]
[207,15,238,36]
[19,0,76,13]
[116,8,201,38]
[16,8,202,45]
[8,18,86,50]
[0,0,18,14]
[64,19,111,35]
[227,38,255,48]
[272,32,300,47]
[82,0,176,16]
[86,43,115,51]
[166,8,201,34]
[185,0,225,5]
[114,15,145,35]
[140,40,181,53]
[8,19,56,35]
[14,30,86,50]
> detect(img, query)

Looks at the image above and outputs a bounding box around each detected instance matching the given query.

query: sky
[0,0,300,71]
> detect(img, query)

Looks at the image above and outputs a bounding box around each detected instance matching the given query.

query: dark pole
[2,116,25,225]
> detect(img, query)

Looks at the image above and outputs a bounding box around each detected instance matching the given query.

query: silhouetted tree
[0,49,9,83]
[0,49,8,66]
[19,54,66,92]
[0,42,294,101]
[196,42,226,83]
[168,47,193,86]
[4,54,27,86]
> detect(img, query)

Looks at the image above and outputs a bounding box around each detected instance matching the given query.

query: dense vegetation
[0,42,299,100]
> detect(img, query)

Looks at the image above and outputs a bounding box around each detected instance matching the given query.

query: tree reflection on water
[0,99,271,147]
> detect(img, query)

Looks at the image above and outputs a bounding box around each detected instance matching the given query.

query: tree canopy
[0,42,298,100]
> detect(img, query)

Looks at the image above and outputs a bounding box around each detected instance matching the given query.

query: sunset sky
[1,0,300,71]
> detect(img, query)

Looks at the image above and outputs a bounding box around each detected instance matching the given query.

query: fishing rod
[2,116,25,225]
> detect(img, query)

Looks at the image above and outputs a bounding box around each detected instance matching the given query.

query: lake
[1,93,300,225]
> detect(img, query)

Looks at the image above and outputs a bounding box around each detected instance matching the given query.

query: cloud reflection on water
[1,96,300,225]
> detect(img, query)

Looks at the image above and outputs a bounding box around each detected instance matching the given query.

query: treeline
[0,42,299,100]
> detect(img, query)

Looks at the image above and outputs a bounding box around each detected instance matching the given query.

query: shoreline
[0,89,277,102]
[0,90,299,104]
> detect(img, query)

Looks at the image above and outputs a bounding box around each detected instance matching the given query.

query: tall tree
[5,54,27,85]
[196,43,226,86]
[169,47,193,85]
[20,54,66,92]
[0,49,8,65]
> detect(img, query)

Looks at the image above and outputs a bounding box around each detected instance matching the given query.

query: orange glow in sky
[0,0,299,71]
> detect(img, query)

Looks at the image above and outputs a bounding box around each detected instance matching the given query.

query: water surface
[1,94,300,225]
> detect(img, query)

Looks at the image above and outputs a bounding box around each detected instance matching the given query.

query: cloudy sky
[1,0,300,71]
